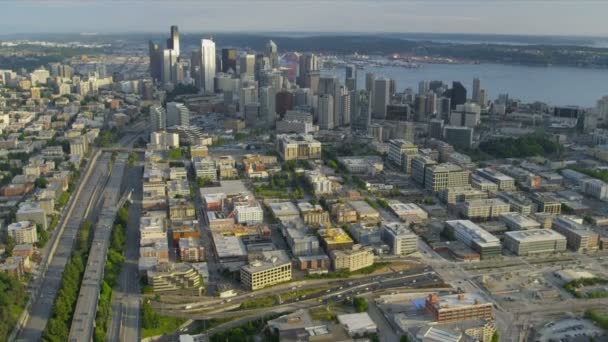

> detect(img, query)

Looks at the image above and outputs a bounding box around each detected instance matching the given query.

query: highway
[106,160,143,342]
[155,269,444,320]
[69,154,128,342]
[16,152,112,342]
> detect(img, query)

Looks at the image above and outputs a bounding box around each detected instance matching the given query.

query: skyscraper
[200,39,216,93]
[259,86,277,125]
[345,64,357,91]
[418,80,430,95]
[150,105,166,131]
[298,53,319,88]
[319,76,343,127]
[161,49,177,85]
[221,48,237,73]
[319,94,335,130]
[148,41,163,82]
[372,78,390,119]
[240,54,256,77]
[265,40,279,69]
[351,90,371,132]
[472,78,481,104]
[450,81,467,110]
[166,25,180,57]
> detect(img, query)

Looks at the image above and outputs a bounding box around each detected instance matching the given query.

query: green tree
[168,148,182,160]
[35,177,48,188]
[353,297,368,312]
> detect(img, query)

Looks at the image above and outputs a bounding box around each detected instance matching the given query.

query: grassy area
[306,262,392,280]
[239,296,277,310]
[309,306,337,322]
[141,301,187,338]
[585,308,608,330]
[564,278,608,299]
[279,287,330,302]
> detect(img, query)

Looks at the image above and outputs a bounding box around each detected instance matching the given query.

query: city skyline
[2,0,608,37]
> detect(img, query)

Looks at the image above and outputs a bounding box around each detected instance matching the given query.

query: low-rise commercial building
[497,192,536,215]
[499,212,541,230]
[440,186,488,205]
[388,201,428,223]
[531,193,562,214]
[460,198,510,220]
[551,216,600,251]
[424,163,470,192]
[425,293,493,323]
[382,222,418,255]
[445,220,501,259]
[240,250,292,290]
[475,168,516,191]
[503,229,567,256]
[319,227,354,252]
[331,244,374,272]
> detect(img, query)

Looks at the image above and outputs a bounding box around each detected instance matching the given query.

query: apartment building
[276,134,322,161]
[552,216,600,251]
[475,168,516,191]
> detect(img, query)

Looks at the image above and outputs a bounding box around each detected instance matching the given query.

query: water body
[322,63,608,107]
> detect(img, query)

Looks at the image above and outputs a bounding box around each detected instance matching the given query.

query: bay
[322,63,608,107]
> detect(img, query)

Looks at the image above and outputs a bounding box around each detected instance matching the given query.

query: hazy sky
[2,0,608,36]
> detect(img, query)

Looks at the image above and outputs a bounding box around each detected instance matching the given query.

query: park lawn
[142,315,187,338]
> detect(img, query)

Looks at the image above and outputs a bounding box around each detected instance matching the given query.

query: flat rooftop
[505,229,566,242]
[199,180,250,197]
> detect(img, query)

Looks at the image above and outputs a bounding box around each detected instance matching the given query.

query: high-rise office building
[166,102,190,127]
[190,50,202,89]
[372,78,390,119]
[265,40,279,69]
[200,39,216,93]
[472,78,481,104]
[351,90,371,132]
[259,86,277,125]
[319,95,334,130]
[221,48,237,73]
[365,73,376,94]
[150,105,166,131]
[166,25,180,57]
[276,90,294,116]
[148,41,163,82]
[161,49,177,85]
[240,54,256,77]
[450,81,467,110]
[319,76,343,126]
[345,64,357,91]
[298,53,319,87]
[418,80,430,95]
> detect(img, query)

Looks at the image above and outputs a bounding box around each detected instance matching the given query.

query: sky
[1,0,608,37]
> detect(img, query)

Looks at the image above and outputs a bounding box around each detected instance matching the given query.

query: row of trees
[43,220,93,341]
[93,203,129,342]
[479,134,563,159]
[0,273,28,339]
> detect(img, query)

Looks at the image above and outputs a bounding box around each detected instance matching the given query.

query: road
[69,154,128,342]
[107,160,143,342]
[157,270,443,320]
[16,152,111,341]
